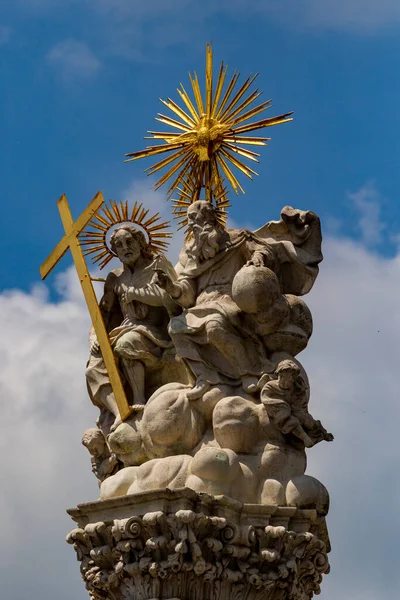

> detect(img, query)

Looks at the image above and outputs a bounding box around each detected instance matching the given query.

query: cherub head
[275,359,301,390]
[82,428,107,458]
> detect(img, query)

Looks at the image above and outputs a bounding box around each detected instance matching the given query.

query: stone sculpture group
[82,200,332,510]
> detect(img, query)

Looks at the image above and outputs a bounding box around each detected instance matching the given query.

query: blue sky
[1,2,400,600]
[2,1,400,290]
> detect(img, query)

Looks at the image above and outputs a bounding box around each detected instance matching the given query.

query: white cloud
[0,271,97,600]
[46,39,101,82]
[2,204,400,598]
[348,181,385,245]
[303,235,400,598]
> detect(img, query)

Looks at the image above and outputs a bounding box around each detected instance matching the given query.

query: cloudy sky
[1,2,400,599]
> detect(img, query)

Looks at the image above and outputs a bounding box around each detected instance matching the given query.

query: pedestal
[67,488,330,600]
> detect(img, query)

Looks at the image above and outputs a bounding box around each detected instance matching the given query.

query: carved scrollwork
[67,506,329,600]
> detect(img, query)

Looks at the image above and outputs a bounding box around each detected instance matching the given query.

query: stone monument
[41,44,333,600]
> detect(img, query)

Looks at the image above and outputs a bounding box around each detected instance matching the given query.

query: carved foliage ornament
[67,509,329,600]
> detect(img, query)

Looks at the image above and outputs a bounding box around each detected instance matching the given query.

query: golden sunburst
[172,172,231,232]
[79,200,172,269]
[125,42,293,216]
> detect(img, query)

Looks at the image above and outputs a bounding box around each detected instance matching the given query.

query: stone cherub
[260,359,334,447]
[86,224,178,432]
[81,428,119,484]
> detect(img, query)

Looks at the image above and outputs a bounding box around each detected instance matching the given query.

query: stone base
[67,488,330,600]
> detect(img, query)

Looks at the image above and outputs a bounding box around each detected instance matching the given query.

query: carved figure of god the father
[154,200,279,399]
[86,224,177,432]
[155,200,322,401]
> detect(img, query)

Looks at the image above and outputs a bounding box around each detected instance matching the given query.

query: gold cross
[40,192,133,422]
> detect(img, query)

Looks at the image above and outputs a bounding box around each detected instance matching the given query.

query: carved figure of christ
[40,192,133,421]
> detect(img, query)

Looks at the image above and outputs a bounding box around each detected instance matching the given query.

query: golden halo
[79,200,172,269]
[125,42,293,213]
[172,173,231,233]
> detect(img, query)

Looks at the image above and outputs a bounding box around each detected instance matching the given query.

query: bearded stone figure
[154,200,321,398]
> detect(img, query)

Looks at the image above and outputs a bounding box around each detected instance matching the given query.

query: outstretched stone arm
[246,237,276,269]
[120,281,169,308]
[153,270,196,309]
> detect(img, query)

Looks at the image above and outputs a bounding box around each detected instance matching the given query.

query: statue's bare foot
[304,435,315,448]
[110,415,122,433]
[187,380,210,400]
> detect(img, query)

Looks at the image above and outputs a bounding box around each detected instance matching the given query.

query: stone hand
[90,339,100,354]
[121,286,138,304]
[246,248,275,269]
[115,283,137,304]
[152,269,174,294]
[246,252,265,268]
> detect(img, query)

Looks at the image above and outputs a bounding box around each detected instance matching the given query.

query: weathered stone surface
[67,489,330,600]
[74,202,333,599]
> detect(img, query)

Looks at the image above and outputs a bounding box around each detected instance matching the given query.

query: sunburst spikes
[206,41,213,117]
[152,151,193,193]
[223,135,270,146]
[145,131,184,141]
[177,83,199,123]
[144,147,191,177]
[164,155,198,199]
[156,112,194,132]
[80,200,172,269]
[228,98,272,128]
[232,112,294,135]
[216,153,245,195]
[218,73,259,122]
[125,140,186,162]
[222,143,260,162]
[222,89,264,126]
[125,43,293,206]
[211,61,228,119]
[220,146,259,179]
[214,70,240,120]
[159,97,196,128]
[189,71,205,116]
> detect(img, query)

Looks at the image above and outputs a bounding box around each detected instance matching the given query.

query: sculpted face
[187,204,203,231]
[278,369,296,390]
[88,438,106,458]
[187,201,216,232]
[113,229,141,266]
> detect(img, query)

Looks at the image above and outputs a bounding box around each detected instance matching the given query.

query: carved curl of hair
[275,359,300,376]
[109,224,154,260]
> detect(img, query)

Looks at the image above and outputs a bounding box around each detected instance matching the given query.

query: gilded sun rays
[80,200,172,269]
[125,43,293,226]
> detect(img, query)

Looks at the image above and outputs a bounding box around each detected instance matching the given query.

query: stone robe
[169,207,322,385]
[86,254,176,410]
